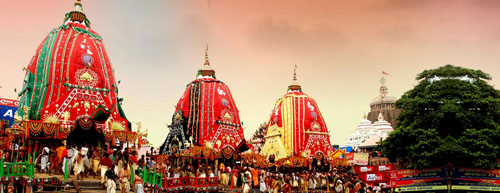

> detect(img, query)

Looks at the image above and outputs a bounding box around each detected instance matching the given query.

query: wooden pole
[9,138,15,163]
[17,138,24,162]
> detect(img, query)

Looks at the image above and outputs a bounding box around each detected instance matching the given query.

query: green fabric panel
[34,29,60,120]
[91,104,111,122]
[46,28,65,107]
[117,102,131,129]
[18,71,36,118]
[117,102,128,121]
[57,28,73,100]
[29,30,56,120]
[61,24,102,40]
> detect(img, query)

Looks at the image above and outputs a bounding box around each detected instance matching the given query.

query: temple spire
[198,45,215,78]
[293,64,297,81]
[74,0,83,12]
[288,65,302,92]
[204,44,210,66]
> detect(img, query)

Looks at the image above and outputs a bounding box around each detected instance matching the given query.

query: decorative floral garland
[59,126,71,135]
[27,122,42,136]
[193,146,202,157]
[115,131,127,142]
[210,151,219,161]
[222,147,234,159]
[202,147,212,158]
[315,152,324,161]
[78,119,94,129]
[127,132,137,143]
[103,130,114,140]
[42,123,58,136]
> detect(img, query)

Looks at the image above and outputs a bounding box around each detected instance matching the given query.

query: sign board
[344,152,354,160]
[355,165,375,173]
[0,98,19,128]
[452,185,500,191]
[391,168,500,191]
[390,168,445,181]
[353,153,369,165]
[378,164,394,171]
[365,173,388,182]
[454,168,500,180]
[355,164,396,188]
[396,185,447,192]
[355,164,394,173]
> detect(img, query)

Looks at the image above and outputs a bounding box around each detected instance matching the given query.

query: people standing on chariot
[74,149,85,180]
[39,146,50,173]
[99,153,113,185]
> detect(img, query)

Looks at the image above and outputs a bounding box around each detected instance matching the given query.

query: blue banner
[0,104,18,127]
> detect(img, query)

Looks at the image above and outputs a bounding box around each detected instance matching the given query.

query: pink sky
[1,0,500,147]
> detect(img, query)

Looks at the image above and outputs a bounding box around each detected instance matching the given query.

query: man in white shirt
[40,147,50,173]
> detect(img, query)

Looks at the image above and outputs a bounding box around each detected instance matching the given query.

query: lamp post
[446,162,453,193]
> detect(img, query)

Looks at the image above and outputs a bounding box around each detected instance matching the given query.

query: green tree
[381,65,500,169]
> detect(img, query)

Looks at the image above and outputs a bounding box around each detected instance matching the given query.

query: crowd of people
[30,143,390,193]
[144,157,388,193]
[35,142,147,193]
[215,165,386,193]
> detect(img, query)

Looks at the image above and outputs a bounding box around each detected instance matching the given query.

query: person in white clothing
[105,165,117,193]
[40,147,50,173]
[259,177,267,193]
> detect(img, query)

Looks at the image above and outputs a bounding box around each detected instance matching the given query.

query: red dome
[17,2,129,131]
[160,51,247,155]
[260,74,333,160]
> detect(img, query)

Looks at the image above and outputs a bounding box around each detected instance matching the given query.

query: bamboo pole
[9,138,15,163]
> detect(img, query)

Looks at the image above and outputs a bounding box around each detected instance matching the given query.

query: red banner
[344,152,354,160]
[377,164,395,172]
[356,164,395,173]
[355,166,375,173]
[390,178,444,188]
[355,164,396,188]
[457,178,500,185]
[360,173,389,182]
[366,182,391,189]
[389,169,420,180]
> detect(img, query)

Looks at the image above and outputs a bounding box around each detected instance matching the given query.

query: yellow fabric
[259,124,288,160]
[273,180,280,193]
[93,159,100,173]
[330,149,346,159]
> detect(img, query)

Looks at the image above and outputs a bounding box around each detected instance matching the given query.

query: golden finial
[199,45,215,78]
[69,0,86,24]
[74,0,83,12]
[288,65,302,91]
[293,64,297,81]
[204,44,210,66]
